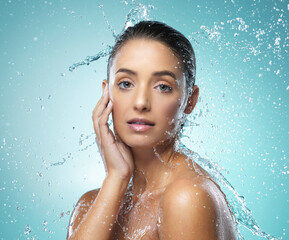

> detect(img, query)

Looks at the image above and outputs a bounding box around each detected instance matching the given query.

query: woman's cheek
[111,95,121,122]
[162,100,181,126]
[112,101,122,123]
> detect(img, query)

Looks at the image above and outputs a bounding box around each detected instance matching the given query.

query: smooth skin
[67,39,237,240]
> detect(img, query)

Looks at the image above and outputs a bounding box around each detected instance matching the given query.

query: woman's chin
[124,139,157,149]
[121,135,175,150]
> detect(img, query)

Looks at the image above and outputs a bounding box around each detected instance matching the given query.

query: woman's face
[107,39,188,149]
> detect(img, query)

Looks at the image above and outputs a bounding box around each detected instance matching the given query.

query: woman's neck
[130,141,178,197]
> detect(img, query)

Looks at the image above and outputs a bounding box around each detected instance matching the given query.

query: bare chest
[110,191,163,240]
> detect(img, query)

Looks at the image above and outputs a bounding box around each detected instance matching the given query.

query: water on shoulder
[109,154,206,240]
[110,186,164,240]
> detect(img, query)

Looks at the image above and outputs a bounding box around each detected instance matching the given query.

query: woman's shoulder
[161,173,220,208]
[72,188,100,215]
[162,154,231,219]
[72,188,101,211]
[78,188,101,204]
[168,152,222,194]
[157,157,237,239]
[67,188,100,238]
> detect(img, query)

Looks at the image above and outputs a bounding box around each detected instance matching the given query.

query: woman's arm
[67,176,130,240]
[67,84,134,240]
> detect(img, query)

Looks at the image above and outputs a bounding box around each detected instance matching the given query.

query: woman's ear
[184,85,199,114]
[102,79,108,94]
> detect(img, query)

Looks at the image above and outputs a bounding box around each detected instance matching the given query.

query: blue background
[0,0,288,239]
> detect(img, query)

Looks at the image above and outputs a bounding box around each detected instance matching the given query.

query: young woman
[67,21,237,240]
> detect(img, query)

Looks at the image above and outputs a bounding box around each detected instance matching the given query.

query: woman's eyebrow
[116,68,137,75]
[153,71,176,80]
[115,68,177,80]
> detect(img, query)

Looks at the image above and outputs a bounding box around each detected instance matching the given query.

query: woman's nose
[133,86,151,112]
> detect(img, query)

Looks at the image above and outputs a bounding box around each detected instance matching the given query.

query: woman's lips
[127,118,155,132]
[128,124,153,131]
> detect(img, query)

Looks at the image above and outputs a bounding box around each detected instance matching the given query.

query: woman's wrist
[104,173,131,194]
[107,169,132,182]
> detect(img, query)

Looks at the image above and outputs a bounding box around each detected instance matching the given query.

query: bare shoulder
[161,176,217,206]
[67,189,100,239]
[158,175,237,240]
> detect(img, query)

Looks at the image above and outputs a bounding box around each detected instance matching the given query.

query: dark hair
[107,21,196,94]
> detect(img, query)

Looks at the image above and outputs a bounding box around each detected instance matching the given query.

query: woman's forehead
[110,39,184,78]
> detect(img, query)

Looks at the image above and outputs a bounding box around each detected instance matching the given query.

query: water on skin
[108,179,159,239]
[69,2,280,239]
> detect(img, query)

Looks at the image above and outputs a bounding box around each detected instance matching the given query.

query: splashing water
[178,143,280,240]
[69,3,151,72]
[24,224,31,236]
[122,3,151,30]
[69,46,113,72]
[68,2,281,240]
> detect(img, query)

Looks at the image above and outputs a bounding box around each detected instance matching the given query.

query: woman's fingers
[92,88,134,178]
[98,100,114,146]
[92,87,110,141]
[92,87,109,121]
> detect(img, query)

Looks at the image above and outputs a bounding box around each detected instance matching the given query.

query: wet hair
[107,20,196,95]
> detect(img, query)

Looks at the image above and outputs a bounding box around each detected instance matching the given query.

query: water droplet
[24,224,31,235]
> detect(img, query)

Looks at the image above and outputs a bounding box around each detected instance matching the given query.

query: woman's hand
[92,86,134,180]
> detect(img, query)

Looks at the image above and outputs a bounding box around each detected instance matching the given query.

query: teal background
[0,0,288,239]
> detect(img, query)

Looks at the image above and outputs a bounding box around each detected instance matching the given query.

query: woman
[67,21,237,240]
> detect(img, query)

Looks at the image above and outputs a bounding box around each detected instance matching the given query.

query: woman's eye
[156,84,172,93]
[118,81,133,89]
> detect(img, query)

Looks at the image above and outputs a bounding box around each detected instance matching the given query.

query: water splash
[178,142,281,240]
[122,3,151,30]
[125,225,152,240]
[24,224,31,236]
[98,4,118,39]
[69,46,113,72]
[50,153,72,166]
[79,132,96,151]
[69,2,151,72]
[67,2,281,240]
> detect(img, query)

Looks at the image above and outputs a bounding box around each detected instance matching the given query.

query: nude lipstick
[127,118,155,132]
